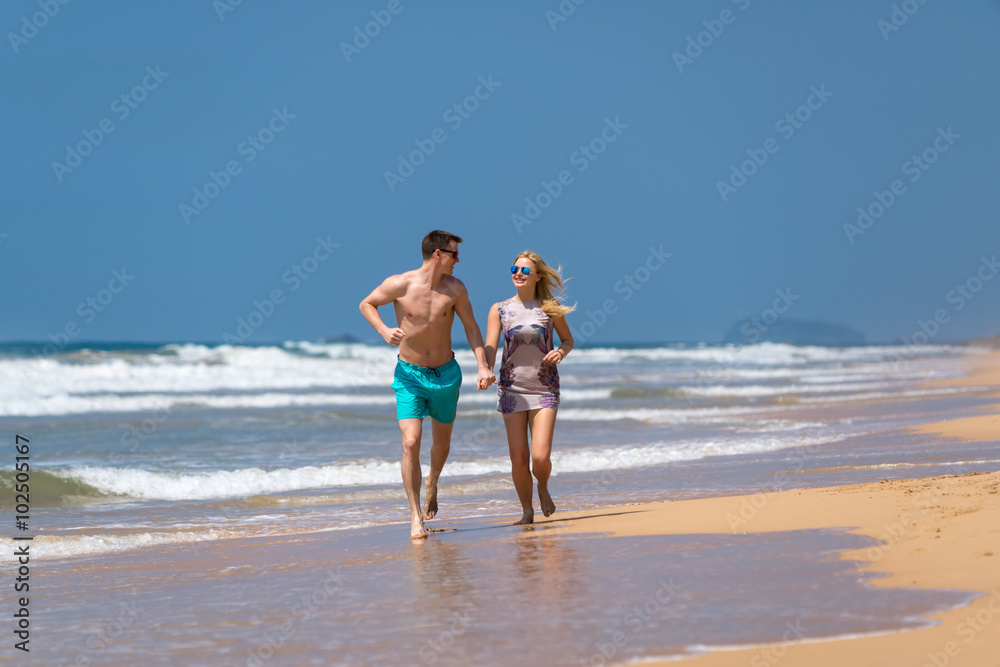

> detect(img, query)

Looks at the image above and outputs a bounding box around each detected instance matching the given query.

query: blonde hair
[515,250,575,318]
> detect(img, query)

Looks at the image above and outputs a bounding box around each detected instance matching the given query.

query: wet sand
[540,350,1000,666]
[542,472,1000,666]
[19,351,1000,665]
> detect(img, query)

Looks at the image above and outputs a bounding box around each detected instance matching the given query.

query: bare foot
[410,516,428,540]
[513,511,534,526]
[423,476,438,520]
[539,487,556,517]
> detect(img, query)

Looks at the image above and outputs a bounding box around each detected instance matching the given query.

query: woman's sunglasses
[510,266,531,275]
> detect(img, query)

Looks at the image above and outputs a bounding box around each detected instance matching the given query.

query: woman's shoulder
[495,297,517,312]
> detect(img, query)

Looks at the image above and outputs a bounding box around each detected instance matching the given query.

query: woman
[485,250,574,525]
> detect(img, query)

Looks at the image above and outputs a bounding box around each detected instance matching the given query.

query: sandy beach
[537,350,1000,666]
[10,345,999,665]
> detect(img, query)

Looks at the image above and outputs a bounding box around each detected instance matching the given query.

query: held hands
[381,327,405,347]
[477,367,496,391]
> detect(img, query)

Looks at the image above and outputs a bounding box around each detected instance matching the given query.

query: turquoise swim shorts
[391,356,462,424]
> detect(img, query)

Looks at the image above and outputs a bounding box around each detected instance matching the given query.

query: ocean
[2,340,998,664]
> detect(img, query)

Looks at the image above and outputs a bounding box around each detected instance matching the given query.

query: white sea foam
[557,405,767,423]
[0,391,394,416]
[551,343,962,366]
[52,461,406,500]
[0,530,230,562]
[0,343,399,412]
[0,386,614,417]
[679,381,897,398]
[552,435,837,473]
[794,385,983,405]
[701,366,933,383]
[49,433,837,501]
[0,523,374,562]
[0,341,966,417]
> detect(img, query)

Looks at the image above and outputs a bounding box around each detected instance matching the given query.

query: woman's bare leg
[527,408,557,517]
[504,411,534,524]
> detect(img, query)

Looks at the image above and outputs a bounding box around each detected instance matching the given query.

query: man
[360,230,495,539]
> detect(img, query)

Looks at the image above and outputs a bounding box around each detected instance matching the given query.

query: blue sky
[2,0,999,345]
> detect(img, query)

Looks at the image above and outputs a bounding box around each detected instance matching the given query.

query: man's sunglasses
[510,266,531,276]
[439,249,459,259]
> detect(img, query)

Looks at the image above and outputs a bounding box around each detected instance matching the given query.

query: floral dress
[496,298,559,413]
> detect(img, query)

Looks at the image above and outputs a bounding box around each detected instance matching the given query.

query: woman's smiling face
[511,258,538,294]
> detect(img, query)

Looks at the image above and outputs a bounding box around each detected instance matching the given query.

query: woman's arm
[484,302,502,370]
[543,314,574,364]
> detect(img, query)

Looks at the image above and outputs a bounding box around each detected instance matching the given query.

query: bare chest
[395,288,455,326]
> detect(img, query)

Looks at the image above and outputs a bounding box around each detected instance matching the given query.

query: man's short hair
[422,230,463,260]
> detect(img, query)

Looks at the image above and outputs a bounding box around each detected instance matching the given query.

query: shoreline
[537,471,1000,666]
[527,350,1000,665]
[15,348,999,664]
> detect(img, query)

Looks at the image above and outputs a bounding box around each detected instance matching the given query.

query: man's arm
[452,281,495,391]
[359,276,407,346]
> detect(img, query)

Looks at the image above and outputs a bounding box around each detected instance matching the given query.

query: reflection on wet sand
[407,538,475,599]
[26,518,975,666]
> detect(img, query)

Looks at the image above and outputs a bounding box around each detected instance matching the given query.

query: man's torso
[392,271,459,367]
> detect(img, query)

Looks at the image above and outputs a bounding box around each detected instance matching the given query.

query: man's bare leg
[399,418,427,539]
[504,412,534,524]
[528,408,557,517]
[424,418,453,520]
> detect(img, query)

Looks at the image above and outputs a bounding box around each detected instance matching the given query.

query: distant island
[722,317,867,346]
[969,334,1000,349]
